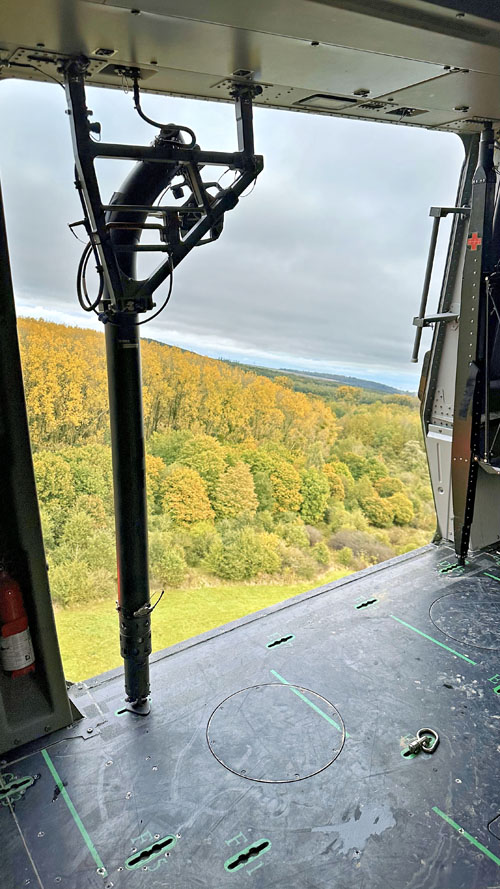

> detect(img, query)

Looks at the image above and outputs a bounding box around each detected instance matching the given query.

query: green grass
[54,569,348,681]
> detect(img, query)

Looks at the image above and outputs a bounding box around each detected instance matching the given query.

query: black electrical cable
[136,254,174,325]
[2,60,65,89]
[77,241,104,312]
[131,76,196,148]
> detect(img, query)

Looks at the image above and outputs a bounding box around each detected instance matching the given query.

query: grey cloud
[0,79,465,385]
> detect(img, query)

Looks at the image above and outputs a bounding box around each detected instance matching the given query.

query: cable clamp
[116,590,165,618]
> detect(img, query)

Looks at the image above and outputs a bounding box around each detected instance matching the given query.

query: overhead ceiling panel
[2,0,500,132]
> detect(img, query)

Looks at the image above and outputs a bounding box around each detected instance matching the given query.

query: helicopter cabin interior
[2,2,500,887]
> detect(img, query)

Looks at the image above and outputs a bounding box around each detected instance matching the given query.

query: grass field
[54,569,349,681]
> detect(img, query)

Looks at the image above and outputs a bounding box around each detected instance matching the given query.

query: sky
[0,78,465,390]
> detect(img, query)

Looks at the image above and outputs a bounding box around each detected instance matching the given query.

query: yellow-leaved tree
[163,466,214,526]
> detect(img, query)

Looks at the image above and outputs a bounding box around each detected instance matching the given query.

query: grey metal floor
[3,542,500,888]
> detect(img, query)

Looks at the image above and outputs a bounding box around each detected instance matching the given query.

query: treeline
[227,361,417,407]
[18,319,433,606]
[18,319,335,449]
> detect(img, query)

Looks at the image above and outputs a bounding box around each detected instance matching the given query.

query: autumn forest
[18,317,434,615]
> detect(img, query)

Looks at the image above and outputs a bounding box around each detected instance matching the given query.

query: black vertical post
[452,123,496,563]
[105,313,151,712]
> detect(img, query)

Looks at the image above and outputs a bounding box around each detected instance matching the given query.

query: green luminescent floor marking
[270,670,349,737]
[41,748,107,875]
[390,616,477,665]
[433,807,500,867]
[483,571,500,583]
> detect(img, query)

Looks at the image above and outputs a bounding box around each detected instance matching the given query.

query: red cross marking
[467,232,482,251]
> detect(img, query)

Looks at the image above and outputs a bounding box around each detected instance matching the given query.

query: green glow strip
[270,669,349,737]
[433,807,500,867]
[41,748,107,875]
[125,835,176,870]
[483,571,500,583]
[0,774,34,802]
[390,616,477,665]
[224,839,271,872]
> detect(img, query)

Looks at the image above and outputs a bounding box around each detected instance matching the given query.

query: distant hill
[279,369,409,396]
[143,338,410,397]
[225,360,412,399]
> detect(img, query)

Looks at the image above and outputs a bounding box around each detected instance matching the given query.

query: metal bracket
[62,57,264,315]
[413,312,459,328]
[429,206,471,218]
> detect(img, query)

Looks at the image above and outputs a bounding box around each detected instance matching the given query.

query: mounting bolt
[86,727,93,734]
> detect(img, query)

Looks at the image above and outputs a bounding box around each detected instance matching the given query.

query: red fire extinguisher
[0,568,35,677]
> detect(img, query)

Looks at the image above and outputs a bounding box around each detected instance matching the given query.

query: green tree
[312,541,330,565]
[364,458,388,482]
[213,462,258,518]
[149,532,187,585]
[341,452,367,480]
[177,434,226,495]
[61,445,113,509]
[252,470,275,512]
[300,468,329,524]
[148,430,192,465]
[33,453,74,522]
[336,546,353,567]
[163,466,214,526]
[206,528,281,580]
[275,520,310,548]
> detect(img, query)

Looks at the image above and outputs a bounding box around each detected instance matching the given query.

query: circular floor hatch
[206,682,345,783]
[430,576,500,651]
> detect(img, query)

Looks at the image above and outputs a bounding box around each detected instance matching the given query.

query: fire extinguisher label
[0,629,35,671]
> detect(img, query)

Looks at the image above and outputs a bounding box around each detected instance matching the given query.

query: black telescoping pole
[105,312,151,711]
[104,145,180,712]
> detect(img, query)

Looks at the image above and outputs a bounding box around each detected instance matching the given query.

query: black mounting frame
[62,58,264,313]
